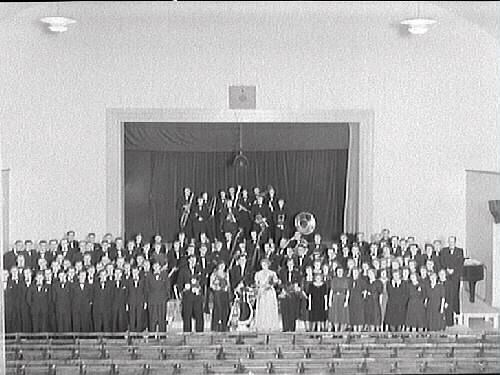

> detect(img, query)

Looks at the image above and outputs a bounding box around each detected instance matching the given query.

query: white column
[492,223,499,309]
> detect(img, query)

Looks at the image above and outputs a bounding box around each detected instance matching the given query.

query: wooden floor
[461,288,498,314]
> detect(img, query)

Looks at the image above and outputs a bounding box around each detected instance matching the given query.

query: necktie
[288,271,292,283]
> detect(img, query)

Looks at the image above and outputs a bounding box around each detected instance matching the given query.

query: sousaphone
[294,212,316,235]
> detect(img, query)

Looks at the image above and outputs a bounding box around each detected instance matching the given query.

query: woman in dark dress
[406,273,426,331]
[307,274,328,332]
[364,268,383,331]
[384,270,409,332]
[300,266,314,331]
[328,267,350,332]
[425,272,446,331]
[210,261,231,332]
[348,268,366,332]
[438,269,455,327]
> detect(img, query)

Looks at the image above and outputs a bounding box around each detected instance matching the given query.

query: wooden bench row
[6,356,499,375]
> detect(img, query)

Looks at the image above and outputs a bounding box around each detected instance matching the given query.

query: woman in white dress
[254,258,281,331]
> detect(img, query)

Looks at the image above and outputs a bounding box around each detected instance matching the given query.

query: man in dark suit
[176,187,194,237]
[151,242,168,268]
[294,245,310,274]
[440,236,464,317]
[93,271,113,332]
[191,197,210,242]
[273,198,289,244]
[355,232,369,253]
[251,195,271,236]
[214,190,228,240]
[57,238,75,263]
[126,268,147,332]
[307,233,326,258]
[31,240,49,270]
[278,258,302,332]
[210,240,230,268]
[19,268,33,333]
[246,230,259,263]
[24,240,37,270]
[53,272,72,332]
[146,262,171,335]
[26,272,49,332]
[229,253,252,291]
[67,230,79,252]
[3,240,27,271]
[197,244,212,313]
[71,271,94,332]
[5,268,22,333]
[111,268,128,332]
[177,255,204,332]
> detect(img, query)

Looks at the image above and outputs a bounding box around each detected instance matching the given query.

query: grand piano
[462,258,484,303]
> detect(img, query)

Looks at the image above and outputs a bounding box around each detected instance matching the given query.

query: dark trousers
[56,308,72,332]
[5,305,20,333]
[129,304,145,332]
[72,307,91,332]
[32,309,48,332]
[451,279,460,314]
[20,304,32,333]
[182,295,204,332]
[93,308,111,332]
[112,307,128,332]
[280,295,299,332]
[149,302,166,332]
[47,303,57,332]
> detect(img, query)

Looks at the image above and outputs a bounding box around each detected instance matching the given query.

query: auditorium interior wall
[0,2,498,255]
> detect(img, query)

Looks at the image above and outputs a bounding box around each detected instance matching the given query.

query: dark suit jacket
[92,282,113,314]
[70,282,93,312]
[229,263,253,290]
[440,247,464,281]
[52,282,72,312]
[126,279,146,306]
[167,249,184,270]
[278,267,302,286]
[177,265,202,292]
[146,272,171,304]
[26,284,50,314]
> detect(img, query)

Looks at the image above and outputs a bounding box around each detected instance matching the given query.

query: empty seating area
[5,331,499,374]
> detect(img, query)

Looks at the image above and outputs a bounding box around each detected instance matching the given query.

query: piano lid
[464,258,482,266]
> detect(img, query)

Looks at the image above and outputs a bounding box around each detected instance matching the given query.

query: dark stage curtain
[125,149,348,242]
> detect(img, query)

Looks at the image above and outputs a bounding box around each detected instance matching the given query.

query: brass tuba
[294,212,316,235]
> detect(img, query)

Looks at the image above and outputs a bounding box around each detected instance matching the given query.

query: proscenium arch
[106,108,374,238]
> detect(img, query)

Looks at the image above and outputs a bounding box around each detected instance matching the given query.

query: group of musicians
[3,185,465,334]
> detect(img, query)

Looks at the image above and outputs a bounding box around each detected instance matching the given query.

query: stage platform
[457,288,499,330]
[163,288,499,333]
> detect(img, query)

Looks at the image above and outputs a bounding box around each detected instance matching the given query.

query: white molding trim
[106,108,375,237]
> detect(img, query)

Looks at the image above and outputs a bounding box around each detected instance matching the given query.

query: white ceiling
[430,1,498,37]
[0,1,498,38]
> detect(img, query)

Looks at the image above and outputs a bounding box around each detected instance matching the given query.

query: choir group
[2,185,465,334]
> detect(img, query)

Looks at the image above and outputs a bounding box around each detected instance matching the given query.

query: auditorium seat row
[6,331,499,375]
